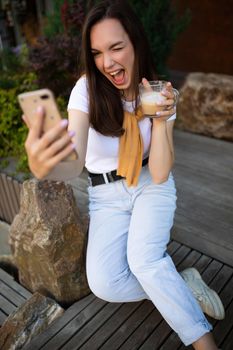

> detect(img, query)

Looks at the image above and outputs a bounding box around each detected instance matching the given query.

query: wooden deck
[0,241,231,349]
[0,130,232,349]
[0,267,32,326]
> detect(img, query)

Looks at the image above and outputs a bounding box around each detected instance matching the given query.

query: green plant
[0,71,38,174]
[0,70,69,175]
[28,0,87,98]
[0,159,9,169]
[129,0,191,76]
[0,44,29,73]
[29,34,81,98]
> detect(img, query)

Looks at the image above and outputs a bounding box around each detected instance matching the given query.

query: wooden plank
[1,174,16,222]
[0,174,12,223]
[0,280,26,307]
[172,130,233,267]
[84,301,144,350]
[171,245,191,266]
[0,268,31,299]
[209,265,233,296]
[172,220,233,267]
[174,151,233,181]
[24,293,96,350]
[4,176,19,218]
[176,192,233,231]
[12,178,22,209]
[139,320,172,350]
[92,300,155,350]
[192,254,212,274]
[118,307,163,350]
[222,327,233,350]
[214,275,233,350]
[167,240,181,256]
[174,213,233,251]
[177,249,202,272]
[174,130,233,167]
[174,164,233,205]
[209,299,233,347]
[32,297,107,350]
[0,309,7,326]
[0,294,16,315]
[61,302,123,349]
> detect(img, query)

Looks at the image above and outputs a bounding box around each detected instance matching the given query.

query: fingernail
[68,130,75,137]
[61,119,68,127]
[156,112,161,116]
[71,143,76,149]
[37,106,43,113]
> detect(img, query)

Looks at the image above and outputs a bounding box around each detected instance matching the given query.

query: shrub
[29,0,86,99]
[0,72,38,173]
[29,34,81,98]
[129,0,191,76]
[28,0,190,97]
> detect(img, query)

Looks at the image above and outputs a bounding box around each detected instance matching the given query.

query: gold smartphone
[18,89,77,161]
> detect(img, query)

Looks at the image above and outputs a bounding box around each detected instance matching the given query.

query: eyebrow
[91,41,124,52]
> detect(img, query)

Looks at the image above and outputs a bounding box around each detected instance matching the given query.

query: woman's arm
[148,82,176,184]
[24,107,89,181]
[149,119,175,184]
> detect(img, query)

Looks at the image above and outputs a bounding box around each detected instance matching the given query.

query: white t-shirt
[68,76,176,173]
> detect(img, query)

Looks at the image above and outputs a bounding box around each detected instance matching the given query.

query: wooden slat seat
[0,267,32,326]
[23,242,233,349]
[0,130,232,349]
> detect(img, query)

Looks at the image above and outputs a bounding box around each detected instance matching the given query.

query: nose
[103,53,114,70]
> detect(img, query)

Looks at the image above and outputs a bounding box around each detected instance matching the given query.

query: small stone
[176,72,233,141]
[0,292,64,350]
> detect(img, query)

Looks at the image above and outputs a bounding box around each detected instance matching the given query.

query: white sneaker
[180,267,225,320]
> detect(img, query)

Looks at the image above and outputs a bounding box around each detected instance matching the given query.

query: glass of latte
[139,80,179,117]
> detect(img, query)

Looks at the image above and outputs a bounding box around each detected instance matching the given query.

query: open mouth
[109,69,125,85]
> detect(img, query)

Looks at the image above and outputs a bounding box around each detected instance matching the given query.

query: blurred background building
[168,0,233,85]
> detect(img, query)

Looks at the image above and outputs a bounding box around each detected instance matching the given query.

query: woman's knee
[87,270,115,301]
[127,244,166,276]
[87,264,127,302]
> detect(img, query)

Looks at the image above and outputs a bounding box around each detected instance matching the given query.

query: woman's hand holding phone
[23,106,76,179]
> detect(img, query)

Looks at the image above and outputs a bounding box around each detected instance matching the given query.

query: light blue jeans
[86,165,212,345]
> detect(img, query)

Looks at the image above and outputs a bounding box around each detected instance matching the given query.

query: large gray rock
[9,179,90,304]
[0,292,63,350]
[176,72,233,141]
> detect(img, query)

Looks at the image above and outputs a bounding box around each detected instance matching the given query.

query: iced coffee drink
[139,80,179,117]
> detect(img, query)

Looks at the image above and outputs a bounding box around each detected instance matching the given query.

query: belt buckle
[107,172,115,182]
[88,176,93,186]
[103,172,114,184]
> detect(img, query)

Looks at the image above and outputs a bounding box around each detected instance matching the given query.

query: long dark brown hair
[81,0,156,136]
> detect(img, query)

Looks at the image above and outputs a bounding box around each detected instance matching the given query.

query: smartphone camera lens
[41,94,49,100]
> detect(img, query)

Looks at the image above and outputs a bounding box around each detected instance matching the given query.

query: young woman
[23,1,223,348]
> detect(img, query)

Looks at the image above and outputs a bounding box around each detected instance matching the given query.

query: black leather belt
[88,157,149,187]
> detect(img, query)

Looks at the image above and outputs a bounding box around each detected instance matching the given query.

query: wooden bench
[0,267,32,326]
[23,240,233,350]
[1,130,233,349]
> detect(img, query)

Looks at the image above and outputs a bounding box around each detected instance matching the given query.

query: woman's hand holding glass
[23,107,76,179]
[139,78,179,121]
